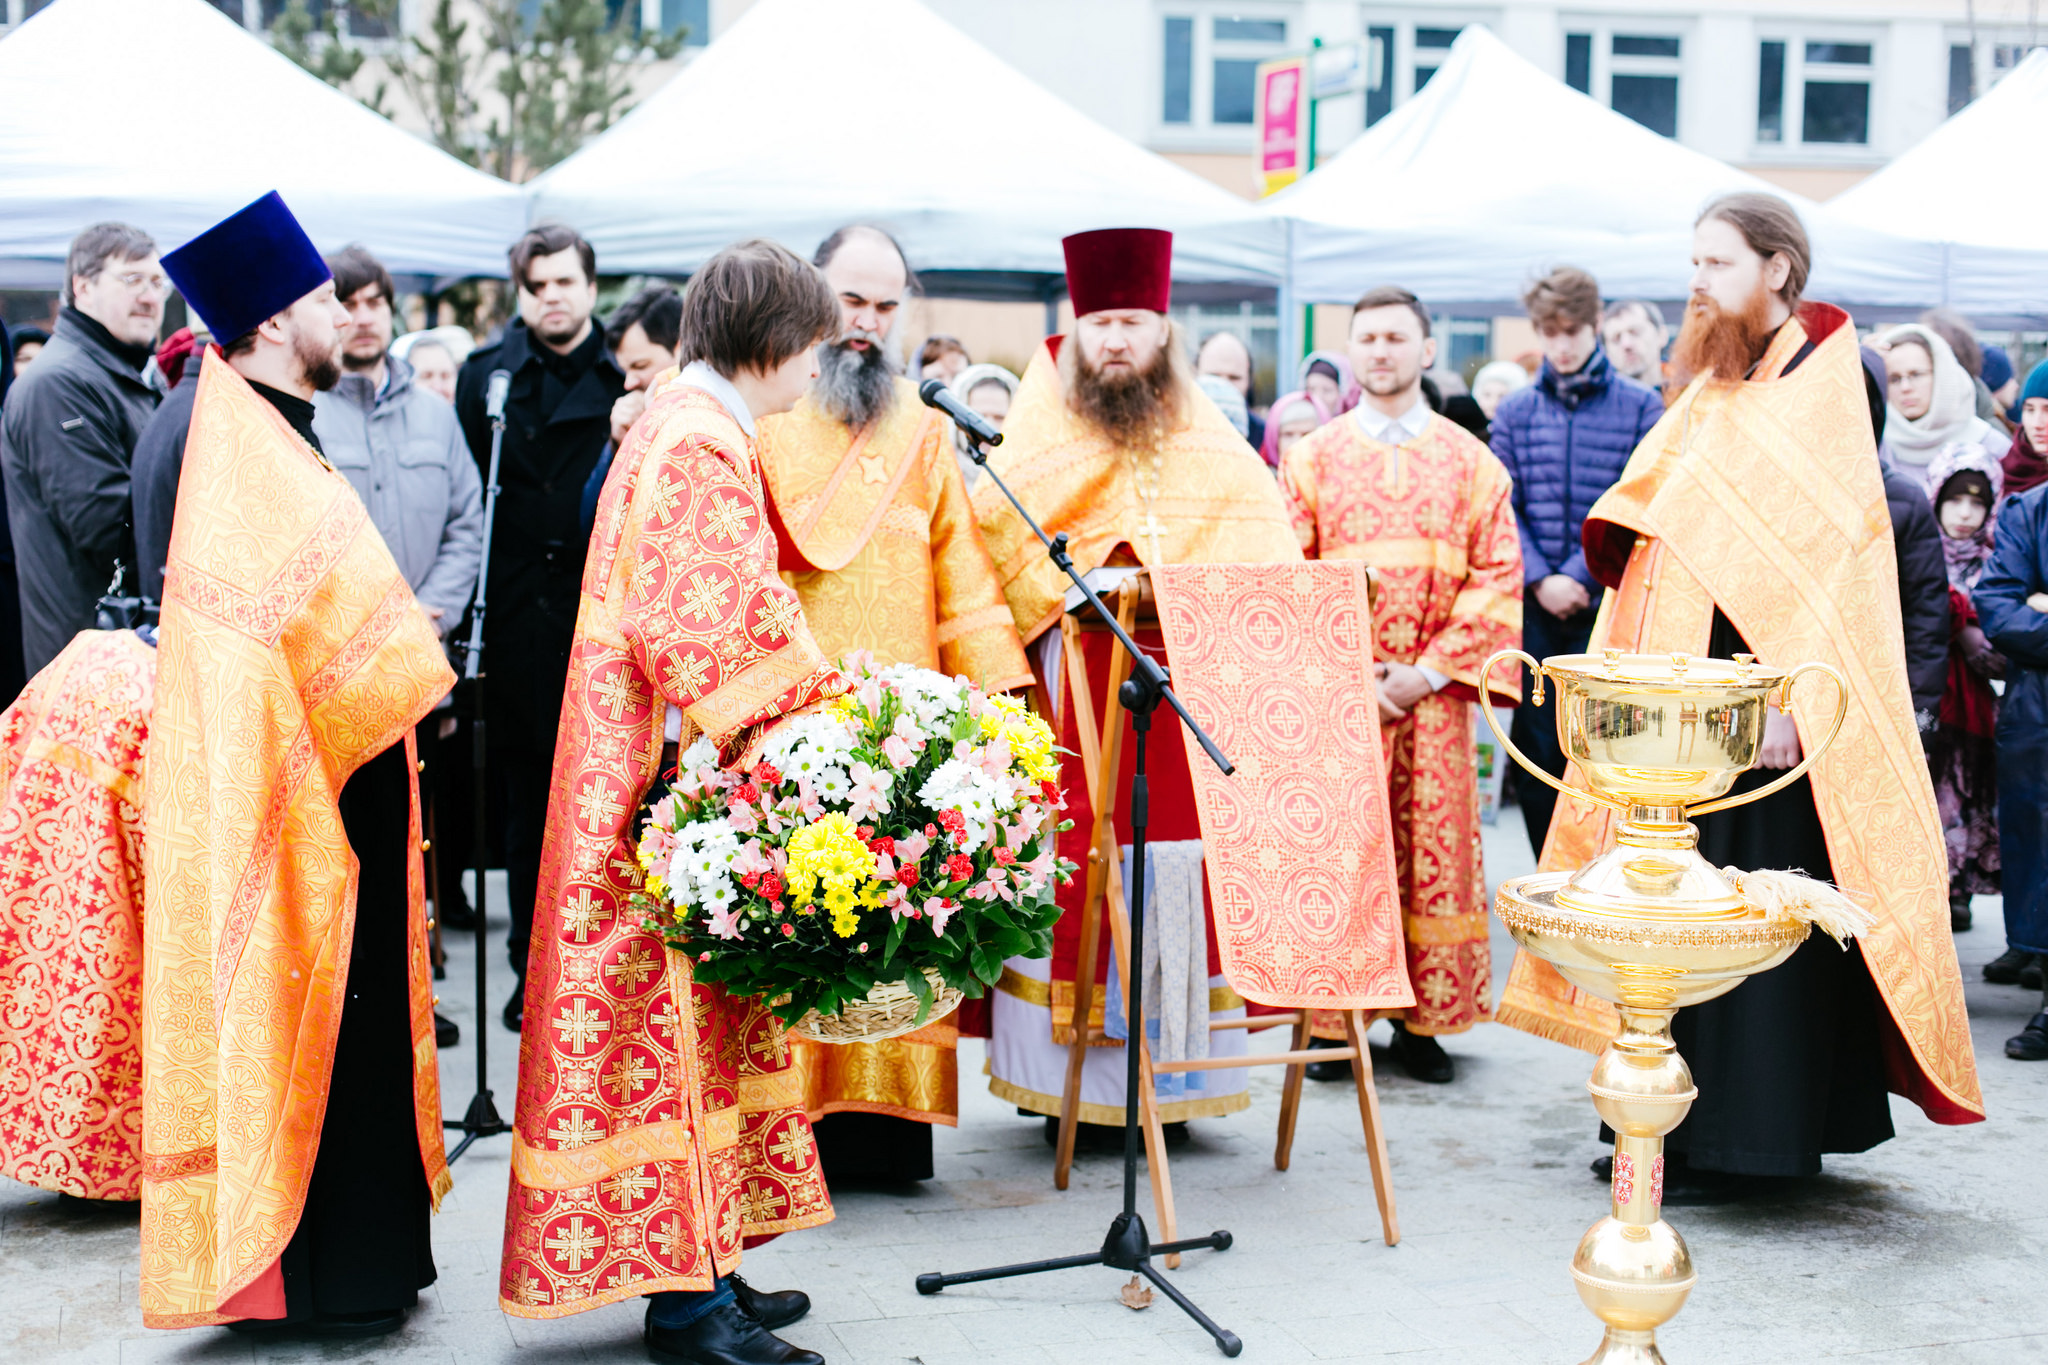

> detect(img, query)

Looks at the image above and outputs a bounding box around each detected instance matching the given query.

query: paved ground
[6,818,2046,1365]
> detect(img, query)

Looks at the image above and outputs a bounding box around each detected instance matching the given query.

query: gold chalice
[1479,648,1848,1365]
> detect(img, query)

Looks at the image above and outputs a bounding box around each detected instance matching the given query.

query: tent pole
[1278,218,1299,368]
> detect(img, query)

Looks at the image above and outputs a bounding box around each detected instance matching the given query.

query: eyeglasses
[109,271,170,295]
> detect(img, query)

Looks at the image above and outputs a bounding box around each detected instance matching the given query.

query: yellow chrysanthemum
[830,903,861,938]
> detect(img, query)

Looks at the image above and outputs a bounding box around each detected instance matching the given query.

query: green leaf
[905,969,934,1028]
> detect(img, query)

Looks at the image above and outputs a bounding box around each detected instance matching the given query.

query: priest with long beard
[1497,192,1984,1202]
[755,227,1028,1182]
[972,228,1302,1144]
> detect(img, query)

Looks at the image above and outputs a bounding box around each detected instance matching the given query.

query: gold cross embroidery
[548,1105,605,1148]
[738,1178,788,1223]
[606,942,660,993]
[543,1214,605,1272]
[767,1123,817,1170]
[593,667,646,722]
[601,1049,659,1104]
[553,998,612,1055]
[859,453,887,485]
[562,888,613,944]
[601,1166,659,1209]
[575,776,626,833]
[701,489,755,544]
[751,590,802,643]
[662,650,713,700]
[679,570,733,624]
[647,1213,685,1263]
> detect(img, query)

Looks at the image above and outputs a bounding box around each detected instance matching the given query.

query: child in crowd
[1926,444,2003,933]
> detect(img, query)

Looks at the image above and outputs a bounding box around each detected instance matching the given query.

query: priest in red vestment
[501,240,845,1365]
[972,228,1303,1141]
[1279,286,1523,1085]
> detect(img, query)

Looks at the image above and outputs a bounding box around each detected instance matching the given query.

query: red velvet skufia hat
[1061,228,1173,317]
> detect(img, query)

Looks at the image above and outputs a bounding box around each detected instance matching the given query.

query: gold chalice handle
[1477,649,1628,813]
[1689,660,1850,817]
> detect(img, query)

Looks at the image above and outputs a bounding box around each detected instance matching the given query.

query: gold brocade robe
[973,340,1302,644]
[500,379,844,1319]
[756,379,1030,1128]
[1279,412,1523,1035]
[1495,304,1984,1125]
[0,630,152,1200]
[140,353,454,1326]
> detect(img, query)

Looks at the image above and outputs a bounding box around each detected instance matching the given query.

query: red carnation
[753,762,782,787]
[937,809,967,837]
[994,847,1016,866]
[858,825,874,839]
[739,870,761,890]
[896,863,920,887]
[781,922,796,937]
[870,835,896,857]
[945,853,974,882]
[924,823,938,836]
[761,874,784,901]
[734,781,760,804]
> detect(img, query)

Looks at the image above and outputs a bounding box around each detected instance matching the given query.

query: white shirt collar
[678,360,755,438]
[1351,392,1432,445]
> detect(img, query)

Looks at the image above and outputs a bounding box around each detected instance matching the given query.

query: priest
[141,192,455,1335]
[755,224,1029,1181]
[501,239,843,1365]
[1278,286,1523,1085]
[1497,193,1984,1200]
[972,228,1302,1141]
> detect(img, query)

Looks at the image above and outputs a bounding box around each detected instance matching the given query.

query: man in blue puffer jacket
[1489,267,1665,855]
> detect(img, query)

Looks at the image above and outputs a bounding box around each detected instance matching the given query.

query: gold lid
[1540,650,1785,690]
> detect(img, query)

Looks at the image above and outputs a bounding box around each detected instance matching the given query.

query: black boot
[1950,891,1973,932]
[503,979,525,1032]
[1985,947,2035,984]
[2025,959,2045,992]
[1387,1022,1454,1084]
[728,1274,809,1331]
[2007,1012,2048,1061]
[644,1300,821,1365]
[1304,1035,1352,1082]
[435,1012,461,1049]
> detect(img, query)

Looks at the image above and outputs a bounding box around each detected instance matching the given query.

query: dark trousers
[1999,719,2048,955]
[1509,590,1596,855]
[278,742,436,1317]
[489,612,574,979]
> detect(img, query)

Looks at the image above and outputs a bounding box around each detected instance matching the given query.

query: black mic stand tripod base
[911,429,1241,1357]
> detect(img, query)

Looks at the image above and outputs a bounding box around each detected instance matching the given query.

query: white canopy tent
[0,0,527,286]
[1266,28,1946,317]
[527,0,1283,298]
[1832,49,2048,321]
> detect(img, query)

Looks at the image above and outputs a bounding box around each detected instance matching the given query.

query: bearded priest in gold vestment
[1279,286,1523,1087]
[972,228,1302,1141]
[755,227,1028,1181]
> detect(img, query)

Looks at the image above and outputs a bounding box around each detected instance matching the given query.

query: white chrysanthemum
[814,767,851,802]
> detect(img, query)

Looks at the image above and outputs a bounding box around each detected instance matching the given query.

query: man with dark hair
[1491,266,1663,855]
[1600,298,1669,388]
[0,222,163,676]
[503,236,839,1365]
[1194,329,1264,450]
[143,191,453,1336]
[755,225,1028,1182]
[1499,191,1983,1200]
[456,223,625,1030]
[916,332,969,383]
[1280,283,1523,1085]
[578,284,685,534]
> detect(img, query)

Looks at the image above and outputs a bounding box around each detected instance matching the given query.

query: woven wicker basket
[782,968,964,1044]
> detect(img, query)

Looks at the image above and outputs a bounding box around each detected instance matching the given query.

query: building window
[1365,24,1395,125]
[657,0,708,43]
[1413,26,1458,90]
[1950,43,1975,114]
[260,0,389,35]
[1159,11,1290,133]
[1562,28,1681,137]
[1359,18,1476,125]
[1756,36,1874,149]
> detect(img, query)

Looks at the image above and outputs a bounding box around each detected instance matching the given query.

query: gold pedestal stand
[1480,649,1848,1365]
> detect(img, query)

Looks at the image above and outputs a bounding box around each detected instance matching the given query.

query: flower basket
[635,658,1073,1042]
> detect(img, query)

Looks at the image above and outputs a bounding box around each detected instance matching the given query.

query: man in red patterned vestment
[1279,285,1523,1084]
[500,241,845,1365]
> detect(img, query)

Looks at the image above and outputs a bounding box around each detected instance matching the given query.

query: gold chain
[1125,425,1168,558]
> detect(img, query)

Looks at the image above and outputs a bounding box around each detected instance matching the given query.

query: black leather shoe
[728,1274,808,1331]
[435,1011,461,1049]
[2026,959,2045,992]
[1303,1035,1352,1083]
[1388,1024,1454,1084]
[644,1300,822,1364]
[227,1309,406,1338]
[1985,947,2034,984]
[439,897,479,931]
[2007,1012,2048,1061]
[1590,1155,1612,1182]
[1950,893,1973,932]
[503,982,525,1033]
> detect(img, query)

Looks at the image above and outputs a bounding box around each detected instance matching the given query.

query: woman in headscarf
[1298,349,1355,415]
[1880,324,2008,490]
[1256,388,1333,470]
[947,361,1018,488]
[2004,359,2048,499]
[1470,360,1531,422]
[1927,441,2005,933]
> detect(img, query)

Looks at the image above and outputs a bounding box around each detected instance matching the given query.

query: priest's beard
[814,329,899,429]
[1068,340,1179,451]
[1671,283,1779,388]
[296,328,343,393]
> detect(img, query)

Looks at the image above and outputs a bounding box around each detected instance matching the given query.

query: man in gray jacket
[0,223,164,675]
[313,246,482,633]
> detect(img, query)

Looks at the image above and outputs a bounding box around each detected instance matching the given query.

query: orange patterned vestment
[1495,304,1984,1125]
[975,340,1303,1122]
[0,630,153,1200]
[140,353,454,1327]
[973,340,1303,644]
[755,379,1030,1127]
[500,379,844,1319]
[1150,563,1413,1011]
[1279,412,1523,1036]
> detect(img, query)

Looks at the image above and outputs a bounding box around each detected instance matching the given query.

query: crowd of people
[0,185,2036,1362]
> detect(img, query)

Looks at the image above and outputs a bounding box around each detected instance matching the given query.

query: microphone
[918,377,1002,450]
[484,369,511,421]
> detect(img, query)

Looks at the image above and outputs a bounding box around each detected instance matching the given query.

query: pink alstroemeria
[730,843,773,879]
[857,673,884,716]
[891,712,924,745]
[794,778,825,821]
[897,830,931,863]
[925,896,958,936]
[705,903,746,940]
[726,803,760,834]
[882,734,917,769]
[847,762,892,821]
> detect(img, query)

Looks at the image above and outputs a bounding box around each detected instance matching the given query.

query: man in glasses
[0,222,164,676]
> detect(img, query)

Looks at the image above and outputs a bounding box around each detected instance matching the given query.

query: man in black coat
[454,225,624,1030]
[0,224,164,676]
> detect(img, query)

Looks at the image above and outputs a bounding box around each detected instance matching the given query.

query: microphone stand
[914,429,1242,1357]
[443,385,513,1161]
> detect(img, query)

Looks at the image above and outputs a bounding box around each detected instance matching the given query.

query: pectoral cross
[1136,512,1167,558]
